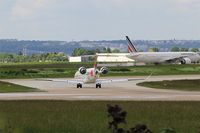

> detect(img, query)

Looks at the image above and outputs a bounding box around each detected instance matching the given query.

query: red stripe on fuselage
[90,70,94,76]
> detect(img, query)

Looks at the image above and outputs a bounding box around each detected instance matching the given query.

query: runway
[1,75,200,101]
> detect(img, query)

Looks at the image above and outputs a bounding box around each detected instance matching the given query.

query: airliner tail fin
[126,36,137,53]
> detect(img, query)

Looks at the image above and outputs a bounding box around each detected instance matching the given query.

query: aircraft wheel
[96,83,101,88]
[77,83,82,88]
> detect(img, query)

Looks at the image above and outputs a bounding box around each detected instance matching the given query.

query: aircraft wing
[96,73,152,84]
[35,78,84,84]
[96,78,144,84]
[161,55,188,63]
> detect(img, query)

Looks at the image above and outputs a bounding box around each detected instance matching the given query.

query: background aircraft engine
[100,67,108,74]
[79,67,87,74]
[180,58,191,64]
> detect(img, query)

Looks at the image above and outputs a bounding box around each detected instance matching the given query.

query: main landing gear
[96,83,101,88]
[77,83,102,88]
[77,83,82,88]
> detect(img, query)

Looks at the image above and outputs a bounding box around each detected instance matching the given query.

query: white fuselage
[74,68,99,84]
[127,52,200,63]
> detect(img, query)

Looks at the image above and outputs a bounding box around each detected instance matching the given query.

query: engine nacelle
[180,58,192,64]
[79,67,87,74]
[100,67,108,74]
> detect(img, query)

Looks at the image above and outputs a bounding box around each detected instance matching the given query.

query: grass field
[1,62,200,79]
[137,79,200,91]
[0,81,40,93]
[0,101,200,133]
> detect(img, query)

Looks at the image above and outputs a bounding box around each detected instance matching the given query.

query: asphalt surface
[1,75,200,101]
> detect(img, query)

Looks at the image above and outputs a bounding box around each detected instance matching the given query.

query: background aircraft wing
[161,55,188,63]
[35,78,84,84]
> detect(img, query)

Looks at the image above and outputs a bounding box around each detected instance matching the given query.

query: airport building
[69,53,134,63]
[69,56,82,62]
[68,53,141,66]
[96,53,134,62]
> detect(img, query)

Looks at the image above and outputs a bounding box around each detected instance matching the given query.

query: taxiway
[1,75,200,101]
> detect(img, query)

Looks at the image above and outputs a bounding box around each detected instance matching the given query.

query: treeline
[71,47,120,56]
[1,39,200,55]
[0,46,199,63]
[0,47,120,63]
[0,52,68,63]
[148,47,199,52]
[72,47,199,55]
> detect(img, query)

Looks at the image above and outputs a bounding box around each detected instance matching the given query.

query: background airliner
[126,36,200,64]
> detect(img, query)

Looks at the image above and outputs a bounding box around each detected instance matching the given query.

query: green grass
[0,81,40,93]
[0,101,200,133]
[1,62,200,79]
[0,62,91,79]
[106,64,200,77]
[137,79,200,91]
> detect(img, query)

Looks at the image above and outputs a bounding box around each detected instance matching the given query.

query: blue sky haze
[0,0,200,40]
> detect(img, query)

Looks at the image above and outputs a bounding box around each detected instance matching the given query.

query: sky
[0,0,200,41]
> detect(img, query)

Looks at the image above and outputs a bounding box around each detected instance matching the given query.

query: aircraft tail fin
[93,53,97,69]
[126,36,138,53]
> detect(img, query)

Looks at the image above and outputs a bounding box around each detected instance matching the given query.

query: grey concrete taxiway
[1,75,200,101]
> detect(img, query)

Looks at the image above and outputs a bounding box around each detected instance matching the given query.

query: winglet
[126,36,138,53]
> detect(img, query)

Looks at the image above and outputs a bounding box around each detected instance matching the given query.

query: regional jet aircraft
[126,36,200,64]
[41,58,150,88]
[43,64,149,88]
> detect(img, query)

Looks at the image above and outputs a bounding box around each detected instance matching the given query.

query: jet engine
[100,67,108,74]
[79,67,87,74]
[180,58,192,64]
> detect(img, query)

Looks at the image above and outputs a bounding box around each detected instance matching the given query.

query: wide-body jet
[126,36,200,64]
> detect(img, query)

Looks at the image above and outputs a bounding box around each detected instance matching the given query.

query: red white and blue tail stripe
[126,36,137,53]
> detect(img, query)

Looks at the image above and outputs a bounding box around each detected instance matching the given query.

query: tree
[95,48,101,53]
[107,47,112,53]
[180,48,189,52]
[171,47,180,52]
[86,50,96,55]
[103,47,107,53]
[18,51,23,55]
[102,47,112,53]
[107,105,152,133]
[191,48,199,52]
[148,47,159,52]
[112,49,120,53]
[71,48,87,56]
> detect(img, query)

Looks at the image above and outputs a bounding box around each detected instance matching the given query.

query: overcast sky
[0,0,200,41]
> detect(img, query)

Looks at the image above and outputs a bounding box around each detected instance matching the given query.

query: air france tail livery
[126,36,200,64]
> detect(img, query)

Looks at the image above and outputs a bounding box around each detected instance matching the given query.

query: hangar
[96,53,134,62]
[69,53,135,63]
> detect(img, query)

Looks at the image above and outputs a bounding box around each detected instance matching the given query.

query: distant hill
[0,39,200,55]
